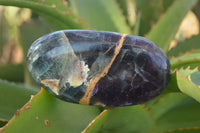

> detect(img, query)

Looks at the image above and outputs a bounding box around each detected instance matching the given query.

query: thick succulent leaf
[82,109,108,133]
[0,0,86,30]
[144,72,181,117]
[149,97,200,133]
[0,88,100,133]
[147,0,198,52]
[0,79,37,121]
[116,0,136,27]
[168,34,200,57]
[165,71,179,93]
[170,52,200,70]
[176,68,200,103]
[148,93,188,120]
[163,0,174,11]
[88,98,200,132]
[133,12,141,35]
[30,0,68,12]
[39,14,70,30]
[115,0,127,18]
[0,120,7,127]
[69,0,131,34]
[83,105,154,133]
[20,0,72,30]
[0,64,24,82]
[136,0,163,36]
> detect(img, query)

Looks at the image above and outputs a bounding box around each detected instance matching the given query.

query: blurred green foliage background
[0,0,200,133]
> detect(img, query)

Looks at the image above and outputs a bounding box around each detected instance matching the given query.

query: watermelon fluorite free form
[27,30,170,106]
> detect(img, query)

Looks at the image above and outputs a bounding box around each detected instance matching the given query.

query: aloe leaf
[0,79,37,121]
[0,64,24,82]
[148,93,188,120]
[133,12,141,35]
[116,0,136,28]
[31,0,68,12]
[0,0,86,29]
[69,0,131,34]
[168,34,200,57]
[165,71,179,93]
[147,0,198,52]
[163,0,174,11]
[83,105,154,133]
[149,97,200,133]
[136,0,163,35]
[115,0,127,18]
[0,120,7,127]
[82,109,108,133]
[0,88,100,133]
[170,52,200,70]
[176,67,200,103]
[39,14,70,30]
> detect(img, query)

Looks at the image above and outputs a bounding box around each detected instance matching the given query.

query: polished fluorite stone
[27,30,170,106]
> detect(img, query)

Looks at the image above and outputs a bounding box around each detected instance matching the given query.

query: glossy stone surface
[27,30,170,106]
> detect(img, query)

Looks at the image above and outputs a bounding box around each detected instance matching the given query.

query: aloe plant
[0,0,200,133]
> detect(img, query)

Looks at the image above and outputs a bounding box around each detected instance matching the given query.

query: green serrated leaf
[0,0,86,30]
[168,34,200,57]
[177,67,197,77]
[0,79,37,121]
[40,14,69,30]
[84,105,154,133]
[82,109,108,133]
[176,68,200,103]
[149,97,200,133]
[190,71,200,85]
[170,53,200,71]
[148,93,188,120]
[69,0,131,34]
[32,0,68,12]
[147,0,198,52]
[0,89,100,133]
[165,71,180,92]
